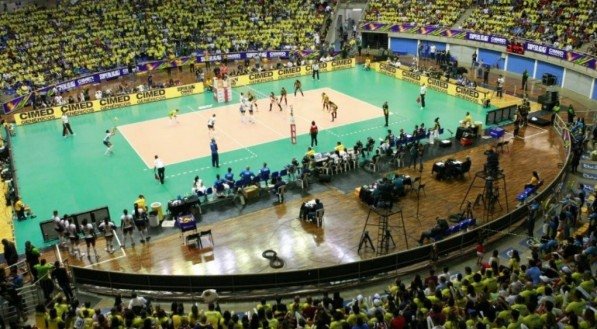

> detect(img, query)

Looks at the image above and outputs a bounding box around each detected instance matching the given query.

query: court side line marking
[115,126,157,171]
[84,254,127,268]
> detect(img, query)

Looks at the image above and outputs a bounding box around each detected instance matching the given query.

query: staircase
[452,7,475,29]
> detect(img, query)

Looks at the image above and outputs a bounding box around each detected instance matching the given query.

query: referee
[154,155,166,184]
[61,112,74,137]
[419,84,427,110]
[312,61,320,80]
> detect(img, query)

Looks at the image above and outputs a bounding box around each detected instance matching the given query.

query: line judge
[154,155,166,184]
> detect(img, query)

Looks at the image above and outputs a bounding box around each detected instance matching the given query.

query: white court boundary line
[126,87,401,172]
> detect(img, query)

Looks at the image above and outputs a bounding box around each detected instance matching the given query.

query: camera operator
[484,147,500,177]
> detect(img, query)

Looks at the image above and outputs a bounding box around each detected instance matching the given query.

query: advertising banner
[374,63,490,105]
[230,58,355,88]
[14,83,205,125]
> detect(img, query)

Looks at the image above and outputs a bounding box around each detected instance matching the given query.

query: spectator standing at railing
[34,259,55,302]
[52,261,73,302]
[1,239,18,267]
[25,240,40,280]
[522,69,529,91]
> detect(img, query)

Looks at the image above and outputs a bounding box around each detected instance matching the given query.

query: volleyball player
[66,219,81,258]
[294,80,304,96]
[280,87,288,106]
[120,209,135,248]
[53,210,66,247]
[322,92,330,111]
[269,92,282,111]
[329,102,338,122]
[98,217,116,253]
[81,218,98,260]
[207,114,216,136]
[133,203,150,244]
[103,129,115,155]
[246,91,258,111]
[168,109,180,124]
[239,93,248,123]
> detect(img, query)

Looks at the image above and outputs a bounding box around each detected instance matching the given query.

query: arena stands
[363,0,595,55]
[464,0,596,50]
[363,0,473,27]
[0,0,330,96]
[31,220,596,329]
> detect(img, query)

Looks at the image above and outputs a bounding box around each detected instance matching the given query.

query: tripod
[358,231,375,252]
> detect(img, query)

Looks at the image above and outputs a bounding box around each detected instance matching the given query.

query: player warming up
[168,109,180,124]
[280,87,288,106]
[269,92,282,111]
[294,80,304,96]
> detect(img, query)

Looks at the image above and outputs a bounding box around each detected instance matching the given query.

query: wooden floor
[50,125,564,275]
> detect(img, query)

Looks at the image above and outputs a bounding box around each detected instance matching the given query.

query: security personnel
[567,104,575,124]
[551,102,560,124]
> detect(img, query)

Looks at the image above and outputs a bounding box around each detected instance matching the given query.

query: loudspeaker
[547,91,559,103]
[318,174,332,183]
[542,73,556,86]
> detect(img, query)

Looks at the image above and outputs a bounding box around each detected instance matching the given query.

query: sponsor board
[99,95,135,111]
[374,63,490,105]
[427,78,449,93]
[227,58,355,87]
[14,108,58,125]
[454,86,484,104]
[14,83,205,125]
[401,70,422,84]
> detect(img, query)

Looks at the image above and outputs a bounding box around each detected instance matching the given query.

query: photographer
[418,217,450,245]
[484,147,500,176]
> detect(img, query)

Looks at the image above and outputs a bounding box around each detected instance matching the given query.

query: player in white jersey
[67,220,81,257]
[120,209,135,248]
[81,219,98,260]
[98,217,117,253]
[133,203,150,244]
[52,210,66,246]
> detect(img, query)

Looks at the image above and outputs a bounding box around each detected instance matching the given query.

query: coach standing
[312,61,320,80]
[419,84,427,110]
[154,155,166,184]
[210,138,219,168]
[61,111,74,137]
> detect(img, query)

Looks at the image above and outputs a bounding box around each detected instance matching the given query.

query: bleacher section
[0,0,329,95]
[363,0,473,27]
[464,0,596,50]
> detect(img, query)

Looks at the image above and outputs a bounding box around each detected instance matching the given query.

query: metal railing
[71,124,571,294]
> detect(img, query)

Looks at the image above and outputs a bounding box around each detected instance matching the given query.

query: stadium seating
[464,0,595,50]
[363,0,473,27]
[364,0,595,55]
[0,0,329,95]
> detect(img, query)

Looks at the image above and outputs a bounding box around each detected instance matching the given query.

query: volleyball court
[118,85,384,168]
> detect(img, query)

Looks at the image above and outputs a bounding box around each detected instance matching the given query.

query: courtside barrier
[71,125,570,293]
[374,62,491,105]
[13,83,205,125]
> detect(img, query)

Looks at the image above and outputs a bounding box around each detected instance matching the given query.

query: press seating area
[0,0,330,95]
[364,0,472,26]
